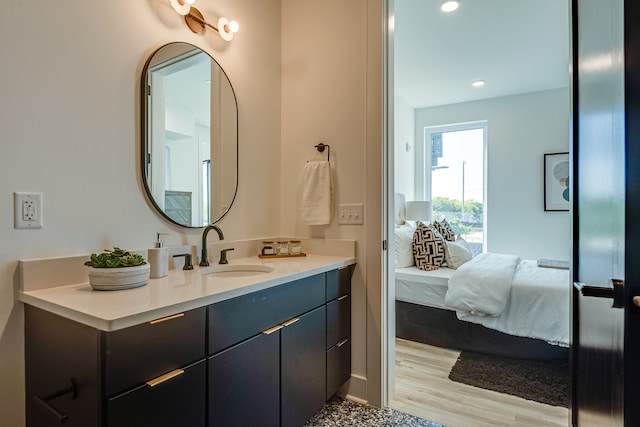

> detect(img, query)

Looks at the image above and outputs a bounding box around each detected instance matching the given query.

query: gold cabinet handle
[149,313,185,325]
[338,295,349,301]
[146,369,184,387]
[633,296,640,307]
[282,317,299,327]
[263,324,284,335]
[336,338,349,347]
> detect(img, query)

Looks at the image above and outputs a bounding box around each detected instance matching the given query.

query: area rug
[448,351,569,407]
[304,397,445,427]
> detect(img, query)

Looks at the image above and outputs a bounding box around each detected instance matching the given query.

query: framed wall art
[544,152,570,211]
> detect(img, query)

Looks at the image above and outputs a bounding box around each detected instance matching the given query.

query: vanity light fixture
[440,0,460,12]
[169,0,239,41]
[472,80,486,87]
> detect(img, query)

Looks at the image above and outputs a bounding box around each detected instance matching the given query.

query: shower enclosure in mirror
[141,42,238,227]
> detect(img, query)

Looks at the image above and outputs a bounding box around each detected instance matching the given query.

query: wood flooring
[389,338,569,427]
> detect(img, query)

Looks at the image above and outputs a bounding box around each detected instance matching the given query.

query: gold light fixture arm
[184,7,215,34]
[169,0,239,41]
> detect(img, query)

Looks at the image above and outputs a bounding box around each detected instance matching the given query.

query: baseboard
[343,374,367,404]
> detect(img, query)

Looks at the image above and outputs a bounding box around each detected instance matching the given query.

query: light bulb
[472,80,485,87]
[440,0,459,12]
[228,20,240,33]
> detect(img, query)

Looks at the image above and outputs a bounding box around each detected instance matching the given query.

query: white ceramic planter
[88,264,150,291]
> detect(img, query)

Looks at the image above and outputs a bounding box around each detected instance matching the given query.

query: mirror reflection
[142,42,238,227]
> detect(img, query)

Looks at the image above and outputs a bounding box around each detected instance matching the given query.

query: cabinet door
[281,306,327,427]
[25,306,100,427]
[106,360,206,427]
[209,331,280,427]
[327,338,351,399]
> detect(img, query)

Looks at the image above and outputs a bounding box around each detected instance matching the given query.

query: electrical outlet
[338,204,364,225]
[14,192,43,229]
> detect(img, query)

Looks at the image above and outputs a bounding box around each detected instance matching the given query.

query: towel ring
[315,143,330,161]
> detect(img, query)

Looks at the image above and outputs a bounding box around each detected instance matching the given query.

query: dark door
[572,1,640,425]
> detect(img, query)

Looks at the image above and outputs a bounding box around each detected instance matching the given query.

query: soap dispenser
[149,233,169,279]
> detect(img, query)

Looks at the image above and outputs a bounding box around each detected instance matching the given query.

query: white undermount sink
[200,264,275,278]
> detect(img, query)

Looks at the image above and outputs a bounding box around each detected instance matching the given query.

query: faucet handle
[219,248,235,265]
[173,253,194,270]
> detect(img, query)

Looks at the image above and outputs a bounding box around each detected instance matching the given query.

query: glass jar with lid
[289,240,302,255]
[276,241,290,255]
[261,241,275,256]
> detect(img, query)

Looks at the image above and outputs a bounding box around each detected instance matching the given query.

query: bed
[393,195,570,361]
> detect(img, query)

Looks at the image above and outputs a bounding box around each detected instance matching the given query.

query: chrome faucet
[199,225,224,267]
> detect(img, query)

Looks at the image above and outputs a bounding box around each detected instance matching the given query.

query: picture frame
[544,152,570,211]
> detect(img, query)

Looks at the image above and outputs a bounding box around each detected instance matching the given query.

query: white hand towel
[302,161,333,225]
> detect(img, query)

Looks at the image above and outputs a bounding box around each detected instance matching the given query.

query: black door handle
[574,279,625,308]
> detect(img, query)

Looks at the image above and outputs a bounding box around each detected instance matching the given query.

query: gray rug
[448,351,569,407]
[304,397,445,427]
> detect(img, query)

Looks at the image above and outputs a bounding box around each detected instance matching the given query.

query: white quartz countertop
[19,254,355,332]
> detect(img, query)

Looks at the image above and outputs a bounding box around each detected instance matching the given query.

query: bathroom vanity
[20,255,354,427]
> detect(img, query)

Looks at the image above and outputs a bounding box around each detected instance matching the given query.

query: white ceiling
[394,0,570,109]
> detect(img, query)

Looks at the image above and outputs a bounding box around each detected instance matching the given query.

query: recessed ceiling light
[441,0,459,12]
[472,80,485,87]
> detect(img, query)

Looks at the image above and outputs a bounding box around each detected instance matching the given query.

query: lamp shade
[405,201,432,222]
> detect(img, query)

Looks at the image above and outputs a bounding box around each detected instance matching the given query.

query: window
[423,122,486,253]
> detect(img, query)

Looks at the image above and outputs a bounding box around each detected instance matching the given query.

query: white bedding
[395,254,570,346]
[444,253,521,317]
[457,259,570,346]
[395,266,455,310]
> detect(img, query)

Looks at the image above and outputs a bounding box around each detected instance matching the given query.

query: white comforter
[444,253,570,346]
[444,253,521,317]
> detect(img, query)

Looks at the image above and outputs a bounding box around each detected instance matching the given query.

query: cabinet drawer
[326,266,353,302]
[326,337,351,399]
[107,359,206,427]
[103,307,206,396]
[208,273,325,354]
[326,294,351,349]
[209,331,280,427]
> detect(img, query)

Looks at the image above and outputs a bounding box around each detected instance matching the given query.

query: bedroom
[389,0,571,425]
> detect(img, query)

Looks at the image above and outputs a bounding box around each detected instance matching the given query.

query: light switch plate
[338,204,364,225]
[14,192,43,229]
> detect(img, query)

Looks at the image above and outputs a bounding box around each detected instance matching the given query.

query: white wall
[410,89,571,260]
[281,0,378,401]
[394,94,415,200]
[0,1,282,424]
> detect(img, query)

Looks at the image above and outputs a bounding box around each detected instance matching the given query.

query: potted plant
[84,247,150,291]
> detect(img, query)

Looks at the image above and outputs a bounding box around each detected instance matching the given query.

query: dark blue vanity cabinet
[24,266,353,427]
[208,273,327,427]
[326,267,352,399]
[25,304,207,427]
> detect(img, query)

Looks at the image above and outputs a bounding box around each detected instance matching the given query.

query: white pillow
[444,237,473,269]
[394,224,415,268]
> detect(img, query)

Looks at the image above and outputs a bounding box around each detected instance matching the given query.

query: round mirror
[141,42,238,227]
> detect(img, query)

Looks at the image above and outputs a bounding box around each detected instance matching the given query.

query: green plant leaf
[84,247,147,268]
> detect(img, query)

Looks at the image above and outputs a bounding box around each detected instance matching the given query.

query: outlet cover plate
[14,192,43,229]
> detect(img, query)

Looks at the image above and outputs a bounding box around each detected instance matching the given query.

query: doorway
[386,1,572,425]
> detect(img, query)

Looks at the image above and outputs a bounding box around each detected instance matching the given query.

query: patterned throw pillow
[433,219,455,241]
[412,223,446,271]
